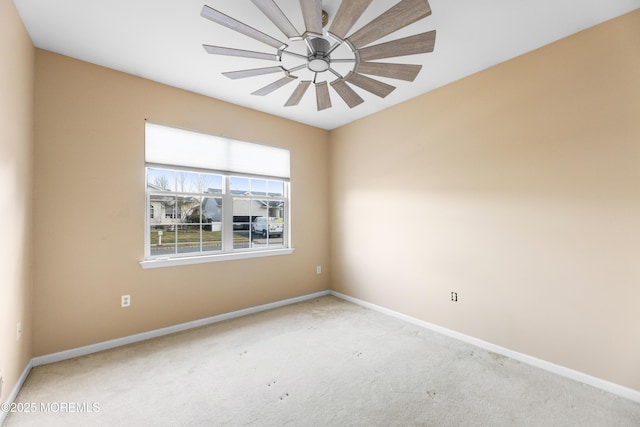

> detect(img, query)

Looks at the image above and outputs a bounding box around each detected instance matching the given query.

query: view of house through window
[144,122,290,263]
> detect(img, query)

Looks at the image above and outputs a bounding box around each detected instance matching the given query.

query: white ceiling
[13,0,640,130]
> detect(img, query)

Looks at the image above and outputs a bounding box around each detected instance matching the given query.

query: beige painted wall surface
[330,10,640,391]
[33,50,330,356]
[0,0,34,403]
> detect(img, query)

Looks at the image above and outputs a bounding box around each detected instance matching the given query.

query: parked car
[252,217,284,238]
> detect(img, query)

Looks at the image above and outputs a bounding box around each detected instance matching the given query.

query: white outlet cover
[121,295,131,307]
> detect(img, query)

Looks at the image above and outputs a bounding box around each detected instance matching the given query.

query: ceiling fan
[201,0,436,111]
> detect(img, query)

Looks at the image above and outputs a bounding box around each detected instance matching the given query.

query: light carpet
[4,296,640,426]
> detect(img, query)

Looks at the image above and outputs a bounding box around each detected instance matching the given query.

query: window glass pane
[152,195,178,220]
[149,194,167,223]
[233,229,251,250]
[176,196,199,222]
[203,221,222,253]
[233,197,251,250]
[230,176,250,195]
[177,225,201,254]
[203,197,223,253]
[174,171,197,193]
[148,168,175,191]
[150,225,176,256]
[268,199,285,220]
[268,215,285,245]
[250,178,267,196]
[268,180,284,197]
[202,173,223,194]
[177,172,222,194]
[202,197,222,223]
[233,198,252,224]
[268,213,285,246]
[252,199,269,220]
[249,200,284,246]
[182,196,202,224]
[251,204,268,246]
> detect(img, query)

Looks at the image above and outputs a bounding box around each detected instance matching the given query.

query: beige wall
[0,0,34,403]
[32,51,331,356]
[330,10,640,391]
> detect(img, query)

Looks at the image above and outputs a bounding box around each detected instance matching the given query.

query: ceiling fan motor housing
[307,37,331,73]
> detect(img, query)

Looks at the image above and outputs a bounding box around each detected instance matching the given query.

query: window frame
[141,170,292,270]
[142,165,292,269]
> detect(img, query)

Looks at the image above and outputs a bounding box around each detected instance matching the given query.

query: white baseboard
[33,290,331,367]
[0,359,32,426]
[330,290,640,404]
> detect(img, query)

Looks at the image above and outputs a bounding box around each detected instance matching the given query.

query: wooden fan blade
[201,5,286,49]
[300,0,323,36]
[348,0,432,48]
[358,31,436,61]
[346,73,395,98]
[203,45,279,61]
[251,0,300,39]
[328,0,373,41]
[331,79,364,108]
[252,75,297,96]
[223,66,285,80]
[285,81,312,106]
[315,82,332,111]
[357,62,422,81]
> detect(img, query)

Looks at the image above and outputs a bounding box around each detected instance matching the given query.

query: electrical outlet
[17,322,22,341]
[316,266,322,274]
[451,292,458,302]
[121,295,131,308]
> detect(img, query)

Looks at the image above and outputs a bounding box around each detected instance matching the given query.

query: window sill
[139,248,295,269]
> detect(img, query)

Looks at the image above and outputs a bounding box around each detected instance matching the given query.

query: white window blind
[145,122,290,179]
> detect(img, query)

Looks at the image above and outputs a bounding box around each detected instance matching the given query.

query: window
[164,206,175,219]
[141,123,292,269]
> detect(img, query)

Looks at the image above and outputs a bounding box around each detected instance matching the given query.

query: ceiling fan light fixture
[308,58,330,73]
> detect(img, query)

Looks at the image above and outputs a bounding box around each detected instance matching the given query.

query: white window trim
[139,248,294,269]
